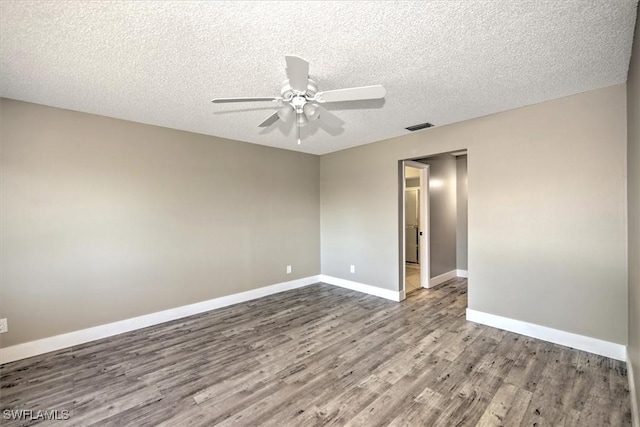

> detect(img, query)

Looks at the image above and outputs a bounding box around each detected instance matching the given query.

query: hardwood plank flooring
[0,279,632,426]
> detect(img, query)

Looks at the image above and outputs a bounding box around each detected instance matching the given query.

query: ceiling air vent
[405,122,434,131]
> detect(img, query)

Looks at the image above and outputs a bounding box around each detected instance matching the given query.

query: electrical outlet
[286,265,292,274]
[350,265,355,274]
[0,318,7,333]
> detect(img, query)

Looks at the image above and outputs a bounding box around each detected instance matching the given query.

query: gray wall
[0,99,321,347]
[321,84,627,344]
[627,6,640,416]
[456,155,468,271]
[418,155,457,278]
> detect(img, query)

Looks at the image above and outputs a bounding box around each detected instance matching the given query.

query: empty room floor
[0,280,632,426]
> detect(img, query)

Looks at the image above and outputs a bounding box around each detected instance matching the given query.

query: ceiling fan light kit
[211,55,386,146]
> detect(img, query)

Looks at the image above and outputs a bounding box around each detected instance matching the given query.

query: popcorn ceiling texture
[0,1,637,155]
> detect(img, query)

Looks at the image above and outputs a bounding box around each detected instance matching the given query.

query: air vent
[405,122,434,131]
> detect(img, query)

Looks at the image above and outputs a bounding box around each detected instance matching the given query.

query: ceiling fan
[211,55,386,145]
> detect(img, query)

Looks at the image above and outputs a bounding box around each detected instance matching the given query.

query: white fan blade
[316,106,345,128]
[258,111,280,127]
[285,55,309,92]
[315,85,386,103]
[212,97,278,103]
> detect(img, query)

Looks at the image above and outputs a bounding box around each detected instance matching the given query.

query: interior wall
[320,84,627,344]
[626,4,640,414]
[0,98,321,347]
[456,155,468,271]
[417,155,457,278]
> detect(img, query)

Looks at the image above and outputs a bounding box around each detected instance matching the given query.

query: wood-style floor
[0,279,632,426]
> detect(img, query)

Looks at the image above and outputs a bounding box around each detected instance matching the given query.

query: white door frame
[401,160,430,296]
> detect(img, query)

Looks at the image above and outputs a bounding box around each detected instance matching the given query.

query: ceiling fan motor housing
[281,79,318,100]
[281,79,319,126]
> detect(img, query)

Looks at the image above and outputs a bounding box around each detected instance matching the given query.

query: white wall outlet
[0,318,7,333]
[350,265,356,274]
[286,265,292,274]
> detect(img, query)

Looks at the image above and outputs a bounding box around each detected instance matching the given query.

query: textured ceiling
[1,1,637,155]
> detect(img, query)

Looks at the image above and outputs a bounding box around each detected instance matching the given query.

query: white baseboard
[456,269,468,278]
[629,349,640,427]
[466,308,626,361]
[319,275,403,302]
[0,275,321,365]
[429,270,457,288]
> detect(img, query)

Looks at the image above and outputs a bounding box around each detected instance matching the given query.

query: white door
[402,160,430,295]
[405,188,419,263]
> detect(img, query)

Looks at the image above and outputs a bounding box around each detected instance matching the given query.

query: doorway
[400,151,468,299]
